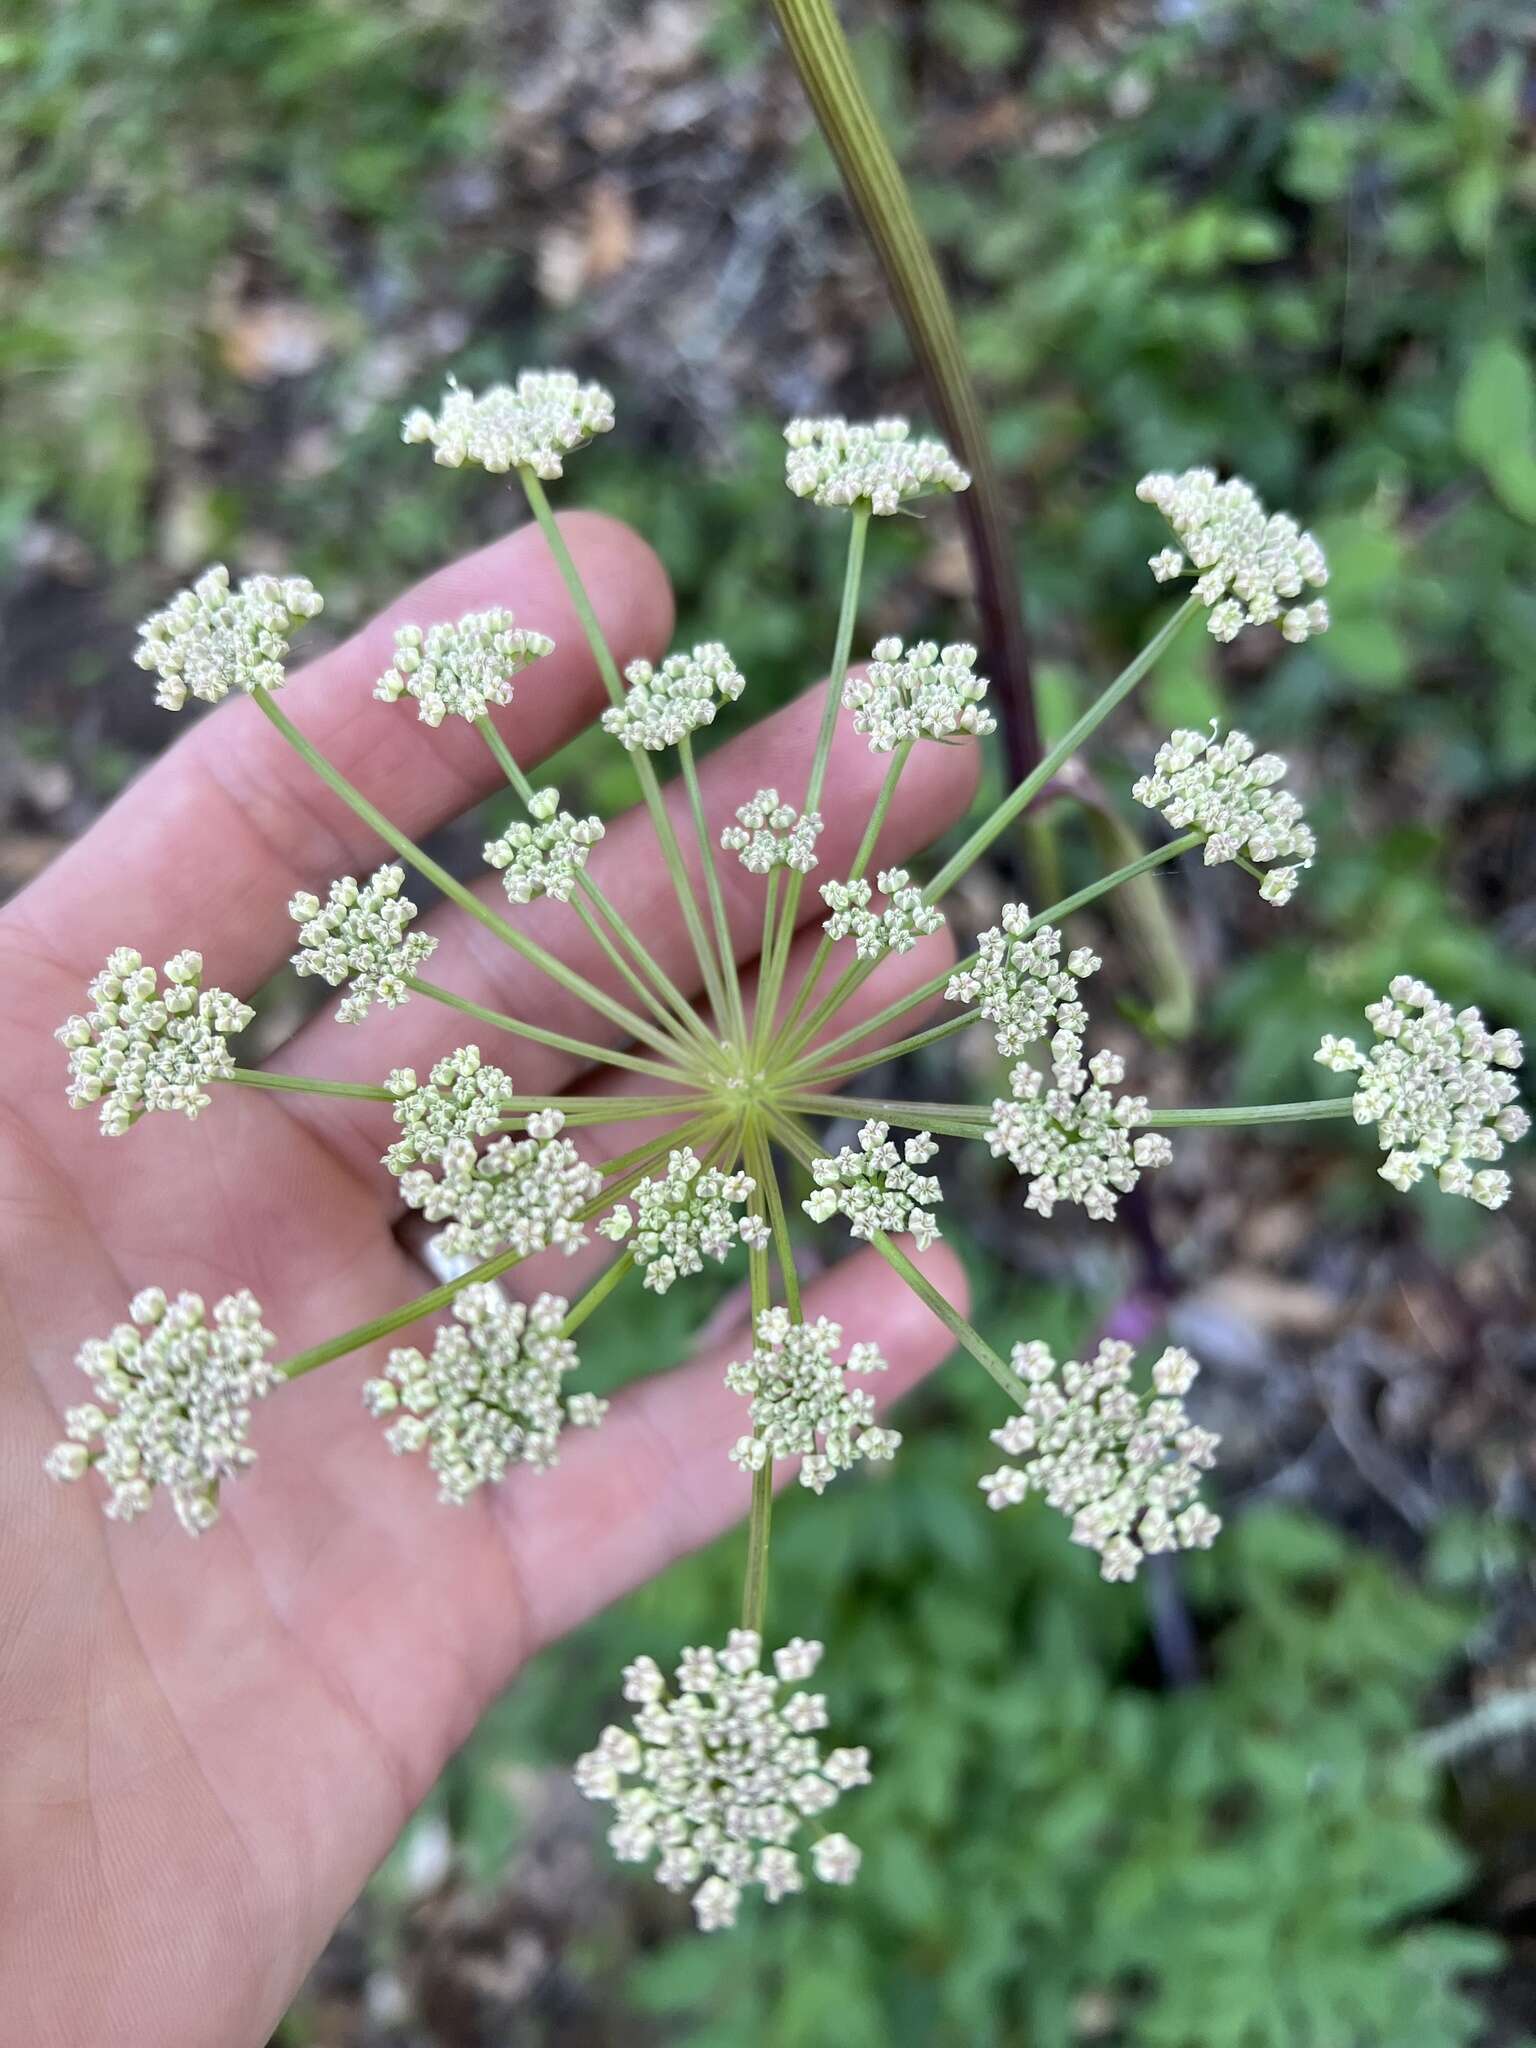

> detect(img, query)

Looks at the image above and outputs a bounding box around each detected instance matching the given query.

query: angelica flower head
[946,909,1098,1060]
[45,1286,279,1535]
[383,1045,517,1174]
[720,789,823,875]
[374,609,554,727]
[602,642,746,752]
[396,1107,602,1263]
[133,564,324,710]
[401,370,615,477]
[1135,470,1329,643]
[363,1284,603,1501]
[804,1121,943,1250]
[598,1148,761,1294]
[725,1308,898,1495]
[979,1338,1221,1582]
[987,1042,1173,1222]
[1133,725,1316,903]
[821,868,944,962]
[784,417,970,515]
[289,864,437,1024]
[573,1629,870,1930]
[483,786,604,904]
[57,946,252,1136]
[844,638,996,753]
[1316,976,1527,1208]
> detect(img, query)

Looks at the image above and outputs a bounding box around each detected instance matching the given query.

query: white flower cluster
[396,1108,602,1263]
[1135,470,1330,644]
[946,910,1098,1060]
[573,1630,869,1930]
[57,947,253,1136]
[602,643,746,752]
[844,638,997,754]
[1316,976,1527,1208]
[726,1309,898,1494]
[374,609,555,727]
[133,564,324,710]
[289,864,438,1024]
[1133,725,1316,905]
[987,1043,1173,1222]
[363,1284,605,1502]
[979,1339,1221,1582]
[598,1148,765,1294]
[401,370,615,477]
[719,789,823,875]
[783,417,970,515]
[383,1045,517,1175]
[44,1286,279,1535]
[483,786,604,904]
[804,1121,943,1250]
[821,868,944,961]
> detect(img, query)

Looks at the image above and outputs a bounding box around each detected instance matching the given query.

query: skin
[0,510,976,2046]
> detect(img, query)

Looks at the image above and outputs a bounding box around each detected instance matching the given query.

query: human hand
[0,510,971,2047]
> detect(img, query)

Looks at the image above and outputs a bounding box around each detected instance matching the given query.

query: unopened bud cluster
[57,947,252,1135]
[1316,977,1527,1207]
[598,1148,764,1294]
[821,867,944,961]
[289,864,437,1024]
[720,789,823,875]
[844,638,996,753]
[134,563,323,710]
[979,1339,1220,1581]
[45,1286,279,1535]
[573,1630,869,1930]
[784,417,970,515]
[363,1284,605,1501]
[1136,470,1329,643]
[396,1108,602,1263]
[383,1045,517,1174]
[374,609,554,727]
[946,910,1098,1060]
[726,1308,898,1494]
[1134,725,1315,904]
[987,1044,1172,1222]
[402,371,615,476]
[603,643,746,752]
[804,1120,943,1250]
[483,787,604,903]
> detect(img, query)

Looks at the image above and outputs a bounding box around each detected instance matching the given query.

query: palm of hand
[0,513,966,2046]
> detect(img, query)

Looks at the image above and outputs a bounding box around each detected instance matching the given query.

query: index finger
[4,512,673,992]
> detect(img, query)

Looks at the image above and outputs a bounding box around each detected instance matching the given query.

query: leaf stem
[408,977,692,1086]
[224,1068,394,1102]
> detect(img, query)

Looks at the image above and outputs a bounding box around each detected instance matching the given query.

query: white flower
[596,1148,759,1293]
[401,370,615,477]
[57,947,252,1136]
[1135,469,1329,642]
[843,638,996,753]
[601,642,746,752]
[986,1041,1173,1223]
[804,1121,943,1250]
[1316,976,1527,1209]
[45,1286,279,1534]
[363,1284,602,1501]
[821,868,944,961]
[133,564,323,710]
[573,1630,870,1928]
[725,1309,896,1493]
[396,1108,602,1263]
[483,786,604,904]
[289,864,437,1024]
[383,1045,517,1173]
[374,609,554,727]
[783,417,970,515]
[945,908,1098,1060]
[720,789,823,875]
[1133,725,1315,901]
[978,1338,1221,1580]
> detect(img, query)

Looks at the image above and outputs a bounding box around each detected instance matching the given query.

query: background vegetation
[3,0,1533,2041]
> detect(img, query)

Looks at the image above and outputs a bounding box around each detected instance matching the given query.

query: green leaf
[1455,337,1536,522]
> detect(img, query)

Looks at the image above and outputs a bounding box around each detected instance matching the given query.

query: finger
[494,1239,968,1655]
[271,682,979,1121]
[3,513,673,989]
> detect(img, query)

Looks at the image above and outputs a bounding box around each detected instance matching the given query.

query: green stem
[562,1251,635,1336]
[252,685,678,1064]
[1147,1098,1355,1129]
[409,977,691,1086]
[784,1094,987,1138]
[224,1068,394,1102]
[793,1011,973,1090]
[739,1135,777,1635]
[679,735,749,1051]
